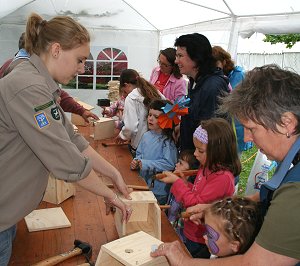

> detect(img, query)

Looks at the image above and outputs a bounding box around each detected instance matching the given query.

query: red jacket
[60,90,85,116]
[171,167,235,243]
[0,58,13,78]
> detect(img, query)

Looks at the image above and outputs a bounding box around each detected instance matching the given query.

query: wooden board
[118,191,157,203]
[115,191,161,239]
[92,118,115,140]
[76,100,95,111]
[24,207,71,232]
[95,231,168,266]
[42,174,76,204]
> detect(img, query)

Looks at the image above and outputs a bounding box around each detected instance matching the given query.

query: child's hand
[102,107,110,117]
[130,159,141,170]
[186,204,211,225]
[173,171,189,184]
[160,171,179,183]
[116,109,124,119]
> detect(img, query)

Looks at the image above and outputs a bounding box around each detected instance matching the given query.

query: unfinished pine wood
[119,191,157,203]
[115,191,161,239]
[42,174,76,204]
[76,101,95,111]
[95,231,168,266]
[24,207,71,232]
[92,118,115,140]
[71,100,95,126]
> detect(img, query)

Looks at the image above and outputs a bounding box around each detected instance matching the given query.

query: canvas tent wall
[1,0,300,64]
[1,0,300,109]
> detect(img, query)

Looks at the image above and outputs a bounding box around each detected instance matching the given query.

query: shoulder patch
[34,112,50,129]
[51,107,61,120]
[34,100,55,112]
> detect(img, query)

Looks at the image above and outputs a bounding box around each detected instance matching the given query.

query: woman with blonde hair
[0,13,132,264]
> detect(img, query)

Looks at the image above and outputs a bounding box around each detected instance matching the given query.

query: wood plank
[96,231,168,266]
[24,207,71,232]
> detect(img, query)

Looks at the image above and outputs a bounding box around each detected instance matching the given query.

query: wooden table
[9,125,188,265]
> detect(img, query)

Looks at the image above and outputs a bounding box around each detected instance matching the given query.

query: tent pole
[227,16,239,61]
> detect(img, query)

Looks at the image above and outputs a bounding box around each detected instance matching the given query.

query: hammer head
[74,239,92,260]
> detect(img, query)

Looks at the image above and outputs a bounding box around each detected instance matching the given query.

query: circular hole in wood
[125,248,134,253]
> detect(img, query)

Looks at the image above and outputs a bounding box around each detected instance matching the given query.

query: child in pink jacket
[161,118,241,258]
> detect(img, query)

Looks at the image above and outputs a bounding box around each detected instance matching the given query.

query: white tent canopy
[1,0,300,58]
[1,0,300,31]
[1,0,300,110]
[2,1,300,39]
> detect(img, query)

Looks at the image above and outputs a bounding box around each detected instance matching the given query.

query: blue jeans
[0,225,17,266]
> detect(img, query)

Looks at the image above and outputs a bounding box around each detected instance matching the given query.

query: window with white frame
[67,48,128,90]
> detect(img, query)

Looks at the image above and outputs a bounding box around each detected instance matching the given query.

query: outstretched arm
[76,146,132,222]
[151,241,298,266]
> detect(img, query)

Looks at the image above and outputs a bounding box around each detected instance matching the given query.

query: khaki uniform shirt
[0,54,92,232]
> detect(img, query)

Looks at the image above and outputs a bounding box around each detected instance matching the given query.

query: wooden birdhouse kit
[42,174,76,204]
[92,117,115,140]
[114,191,161,240]
[95,231,168,266]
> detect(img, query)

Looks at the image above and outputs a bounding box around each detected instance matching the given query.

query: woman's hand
[104,193,132,223]
[82,110,99,122]
[150,241,192,265]
[160,171,180,184]
[112,176,133,200]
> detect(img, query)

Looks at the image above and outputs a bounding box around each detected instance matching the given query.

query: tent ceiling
[1,0,300,34]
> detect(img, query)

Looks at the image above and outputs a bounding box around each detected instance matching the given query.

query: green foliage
[263,34,300,49]
[62,80,108,90]
[238,146,258,196]
[238,146,276,196]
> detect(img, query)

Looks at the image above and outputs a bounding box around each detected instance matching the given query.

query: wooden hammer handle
[102,142,129,147]
[159,205,171,210]
[106,184,149,190]
[32,247,82,266]
[180,211,196,219]
[155,169,198,180]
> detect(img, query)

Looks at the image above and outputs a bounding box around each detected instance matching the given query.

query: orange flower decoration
[158,96,190,129]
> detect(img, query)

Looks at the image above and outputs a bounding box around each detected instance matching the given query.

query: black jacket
[180,68,230,150]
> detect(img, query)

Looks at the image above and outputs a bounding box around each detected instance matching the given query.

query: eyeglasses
[203,224,220,255]
[157,60,171,67]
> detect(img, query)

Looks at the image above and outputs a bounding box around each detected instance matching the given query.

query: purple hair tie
[193,125,208,144]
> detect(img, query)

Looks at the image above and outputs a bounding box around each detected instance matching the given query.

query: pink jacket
[171,167,235,244]
[150,66,187,102]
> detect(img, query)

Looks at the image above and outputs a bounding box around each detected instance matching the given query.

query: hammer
[154,169,198,180]
[32,239,92,266]
[101,142,129,147]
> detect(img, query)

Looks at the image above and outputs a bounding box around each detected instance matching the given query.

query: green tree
[263,34,300,48]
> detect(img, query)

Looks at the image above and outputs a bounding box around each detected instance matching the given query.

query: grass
[237,146,276,196]
[238,146,258,196]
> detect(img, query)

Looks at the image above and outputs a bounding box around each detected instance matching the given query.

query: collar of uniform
[29,53,59,95]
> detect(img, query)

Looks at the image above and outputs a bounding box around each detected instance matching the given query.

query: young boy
[167,150,198,241]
